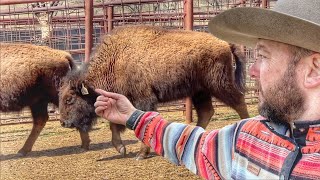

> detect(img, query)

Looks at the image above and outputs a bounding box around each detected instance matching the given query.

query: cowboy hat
[208,0,320,53]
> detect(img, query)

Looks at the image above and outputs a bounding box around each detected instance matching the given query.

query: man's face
[249,40,305,124]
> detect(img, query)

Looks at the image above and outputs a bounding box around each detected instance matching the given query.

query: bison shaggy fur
[0,43,90,156]
[59,25,249,159]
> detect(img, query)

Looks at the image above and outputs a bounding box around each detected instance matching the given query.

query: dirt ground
[0,105,258,180]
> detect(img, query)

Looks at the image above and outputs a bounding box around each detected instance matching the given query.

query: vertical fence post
[184,0,193,30]
[107,6,114,33]
[241,0,246,7]
[100,22,106,34]
[103,8,108,34]
[184,0,193,124]
[262,0,268,8]
[85,0,93,63]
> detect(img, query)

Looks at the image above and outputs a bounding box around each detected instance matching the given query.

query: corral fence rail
[0,0,275,125]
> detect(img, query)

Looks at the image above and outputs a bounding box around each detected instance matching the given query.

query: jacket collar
[264,119,320,151]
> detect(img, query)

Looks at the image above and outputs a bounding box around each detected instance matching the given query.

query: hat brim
[208,7,320,53]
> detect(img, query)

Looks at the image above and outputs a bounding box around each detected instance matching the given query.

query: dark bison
[0,43,90,156]
[59,25,249,160]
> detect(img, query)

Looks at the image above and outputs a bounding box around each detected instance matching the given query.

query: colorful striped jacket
[131,111,320,180]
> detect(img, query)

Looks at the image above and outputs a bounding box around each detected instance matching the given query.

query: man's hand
[94,89,137,125]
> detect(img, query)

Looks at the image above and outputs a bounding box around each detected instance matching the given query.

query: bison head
[58,69,98,132]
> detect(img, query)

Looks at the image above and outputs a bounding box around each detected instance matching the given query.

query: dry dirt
[0,105,258,180]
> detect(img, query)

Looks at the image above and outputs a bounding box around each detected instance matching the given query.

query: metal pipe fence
[0,0,275,125]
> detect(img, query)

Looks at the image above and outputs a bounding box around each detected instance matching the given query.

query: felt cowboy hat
[208,0,320,53]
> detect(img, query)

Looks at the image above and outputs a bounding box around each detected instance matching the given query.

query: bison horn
[81,83,89,95]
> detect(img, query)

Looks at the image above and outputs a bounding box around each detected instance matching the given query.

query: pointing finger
[95,89,122,100]
[94,101,109,108]
[96,95,109,102]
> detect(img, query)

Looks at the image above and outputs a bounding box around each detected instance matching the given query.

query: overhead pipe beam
[0,0,58,5]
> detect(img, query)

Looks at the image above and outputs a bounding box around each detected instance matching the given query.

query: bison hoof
[17,149,29,157]
[119,146,126,157]
[135,153,149,160]
[81,144,90,150]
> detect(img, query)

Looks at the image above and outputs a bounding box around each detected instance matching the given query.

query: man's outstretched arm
[131,111,237,179]
[94,89,237,179]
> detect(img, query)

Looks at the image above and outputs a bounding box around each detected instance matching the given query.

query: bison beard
[62,92,98,132]
[59,25,249,160]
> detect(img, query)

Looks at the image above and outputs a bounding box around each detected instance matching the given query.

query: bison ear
[81,83,89,95]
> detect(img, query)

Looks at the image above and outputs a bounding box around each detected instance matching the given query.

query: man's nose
[249,62,259,79]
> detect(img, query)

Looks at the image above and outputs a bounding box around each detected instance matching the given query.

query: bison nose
[60,121,67,127]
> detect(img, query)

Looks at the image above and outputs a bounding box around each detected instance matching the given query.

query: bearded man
[94,0,320,179]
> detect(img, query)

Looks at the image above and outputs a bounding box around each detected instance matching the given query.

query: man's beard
[258,64,305,124]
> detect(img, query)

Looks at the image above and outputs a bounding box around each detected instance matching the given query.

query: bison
[59,25,249,160]
[0,43,90,156]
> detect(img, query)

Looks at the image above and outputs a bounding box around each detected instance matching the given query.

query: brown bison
[59,25,249,160]
[0,43,90,156]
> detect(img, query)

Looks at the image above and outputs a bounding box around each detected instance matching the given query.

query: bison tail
[230,44,246,93]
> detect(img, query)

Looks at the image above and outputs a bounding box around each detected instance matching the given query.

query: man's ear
[304,53,320,88]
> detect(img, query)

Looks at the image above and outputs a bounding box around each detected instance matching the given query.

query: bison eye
[65,96,75,105]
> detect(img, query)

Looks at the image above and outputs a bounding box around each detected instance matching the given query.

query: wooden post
[84,0,93,63]
[183,0,193,124]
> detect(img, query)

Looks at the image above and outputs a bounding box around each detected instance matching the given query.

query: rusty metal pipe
[107,6,114,33]
[1,16,224,26]
[0,0,172,7]
[0,0,182,15]
[183,0,193,123]
[183,0,193,31]
[0,0,59,5]
[1,11,223,25]
[84,0,93,63]
[262,0,268,8]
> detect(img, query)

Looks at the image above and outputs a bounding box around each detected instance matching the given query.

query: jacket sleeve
[133,111,239,179]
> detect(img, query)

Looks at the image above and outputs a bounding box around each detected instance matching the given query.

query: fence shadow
[0,139,138,161]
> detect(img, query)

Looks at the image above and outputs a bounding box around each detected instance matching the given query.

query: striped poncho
[132,111,320,179]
